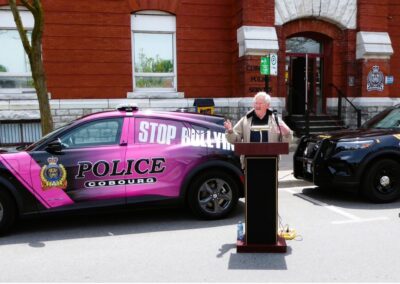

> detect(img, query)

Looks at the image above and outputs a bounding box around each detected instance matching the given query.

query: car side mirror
[46,139,63,153]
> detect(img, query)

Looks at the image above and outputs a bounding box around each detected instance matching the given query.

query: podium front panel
[245,157,277,244]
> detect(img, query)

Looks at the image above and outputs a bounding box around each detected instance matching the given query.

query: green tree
[0,65,7,72]
[135,50,173,88]
[8,0,53,135]
[137,49,173,73]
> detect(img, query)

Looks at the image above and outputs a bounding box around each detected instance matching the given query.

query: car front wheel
[362,159,400,203]
[188,171,239,220]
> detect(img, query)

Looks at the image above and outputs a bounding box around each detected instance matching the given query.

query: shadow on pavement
[227,247,292,270]
[0,201,245,246]
[278,179,313,188]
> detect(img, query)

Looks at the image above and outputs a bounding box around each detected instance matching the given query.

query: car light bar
[116,103,139,112]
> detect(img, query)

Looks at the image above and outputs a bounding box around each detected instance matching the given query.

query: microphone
[272,109,283,142]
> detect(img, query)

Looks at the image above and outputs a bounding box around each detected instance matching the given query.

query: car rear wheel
[362,159,400,203]
[188,171,239,220]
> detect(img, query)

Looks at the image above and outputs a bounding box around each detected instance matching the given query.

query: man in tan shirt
[224,92,293,168]
[224,92,292,143]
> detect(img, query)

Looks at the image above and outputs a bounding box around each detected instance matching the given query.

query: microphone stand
[273,110,283,142]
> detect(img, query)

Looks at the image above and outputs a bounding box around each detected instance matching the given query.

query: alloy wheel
[198,178,233,214]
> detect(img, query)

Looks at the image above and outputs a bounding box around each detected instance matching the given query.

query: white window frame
[131,11,177,92]
[0,7,34,93]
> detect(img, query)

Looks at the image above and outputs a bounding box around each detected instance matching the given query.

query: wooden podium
[235,142,289,253]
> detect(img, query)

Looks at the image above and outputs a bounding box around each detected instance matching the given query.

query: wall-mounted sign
[385,75,394,85]
[367,65,384,92]
[260,56,270,75]
[269,53,278,76]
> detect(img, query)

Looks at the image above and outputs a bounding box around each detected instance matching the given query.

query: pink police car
[0,105,244,234]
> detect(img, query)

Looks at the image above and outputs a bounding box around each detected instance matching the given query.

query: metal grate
[0,120,42,147]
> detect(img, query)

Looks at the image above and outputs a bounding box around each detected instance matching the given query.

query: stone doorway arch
[277,18,354,117]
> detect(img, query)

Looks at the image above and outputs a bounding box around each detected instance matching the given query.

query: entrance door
[290,57,306,114]
[287,54,323,115]
[286,37,324,115]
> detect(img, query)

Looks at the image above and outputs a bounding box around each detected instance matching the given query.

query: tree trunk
[32,50,53,135]
[8,0,53,135]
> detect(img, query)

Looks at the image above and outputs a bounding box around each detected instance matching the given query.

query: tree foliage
[135,49,173,88]
[136,49,173,73]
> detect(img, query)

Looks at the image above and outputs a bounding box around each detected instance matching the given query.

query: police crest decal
[40,157,67,190]
[367,65,384,92]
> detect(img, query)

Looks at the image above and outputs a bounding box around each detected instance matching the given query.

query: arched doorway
[286,37,321,115]
[285,35,330,115]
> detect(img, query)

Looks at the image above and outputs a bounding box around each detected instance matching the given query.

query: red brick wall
[128,0,180,13]
[1,0,397,101]
[357,0,393,98]
[231,0,276,98]
[174,0,233,98]
[41,0,132,99]
[388,0,400,96]
[1,0,235,99]
[241,0,274,26]
[0,0,133,99]
[358,0,389,31]
[343,30,357,99]
[231,0,243,98]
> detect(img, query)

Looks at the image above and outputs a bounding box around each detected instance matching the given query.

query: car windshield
[24,123,71,151]
[362,107,400,129]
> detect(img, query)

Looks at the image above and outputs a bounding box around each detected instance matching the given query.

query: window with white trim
[0,8,33,90]
[131,11,177,91]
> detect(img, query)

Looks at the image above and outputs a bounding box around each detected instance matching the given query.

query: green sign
[260,56,270,75]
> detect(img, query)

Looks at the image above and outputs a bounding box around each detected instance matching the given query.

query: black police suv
[294,104,400,203]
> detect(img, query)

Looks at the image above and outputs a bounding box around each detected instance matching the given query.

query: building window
[131,11,176,91]
[286,37,322,54]
[0,9,34,90]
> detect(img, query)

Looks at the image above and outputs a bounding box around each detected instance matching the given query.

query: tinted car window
[60,118,123,148]
[25,123,70,151]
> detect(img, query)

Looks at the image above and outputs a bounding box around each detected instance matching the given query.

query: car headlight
[336,140,374,151]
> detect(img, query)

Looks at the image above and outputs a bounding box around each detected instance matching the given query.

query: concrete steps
[284,114,346,137]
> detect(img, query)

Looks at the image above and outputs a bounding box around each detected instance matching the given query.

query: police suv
[0,105,243,234]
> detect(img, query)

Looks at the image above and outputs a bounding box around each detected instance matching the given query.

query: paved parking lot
[0,152,400,282]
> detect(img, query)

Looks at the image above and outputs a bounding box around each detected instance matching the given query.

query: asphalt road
[0,152,400,282]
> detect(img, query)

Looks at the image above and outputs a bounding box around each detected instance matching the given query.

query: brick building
[0,0,398,142]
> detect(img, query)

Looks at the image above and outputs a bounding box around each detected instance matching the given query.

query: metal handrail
[330,83,362,128]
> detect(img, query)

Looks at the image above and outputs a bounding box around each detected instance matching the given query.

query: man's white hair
[254,92,271,104]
